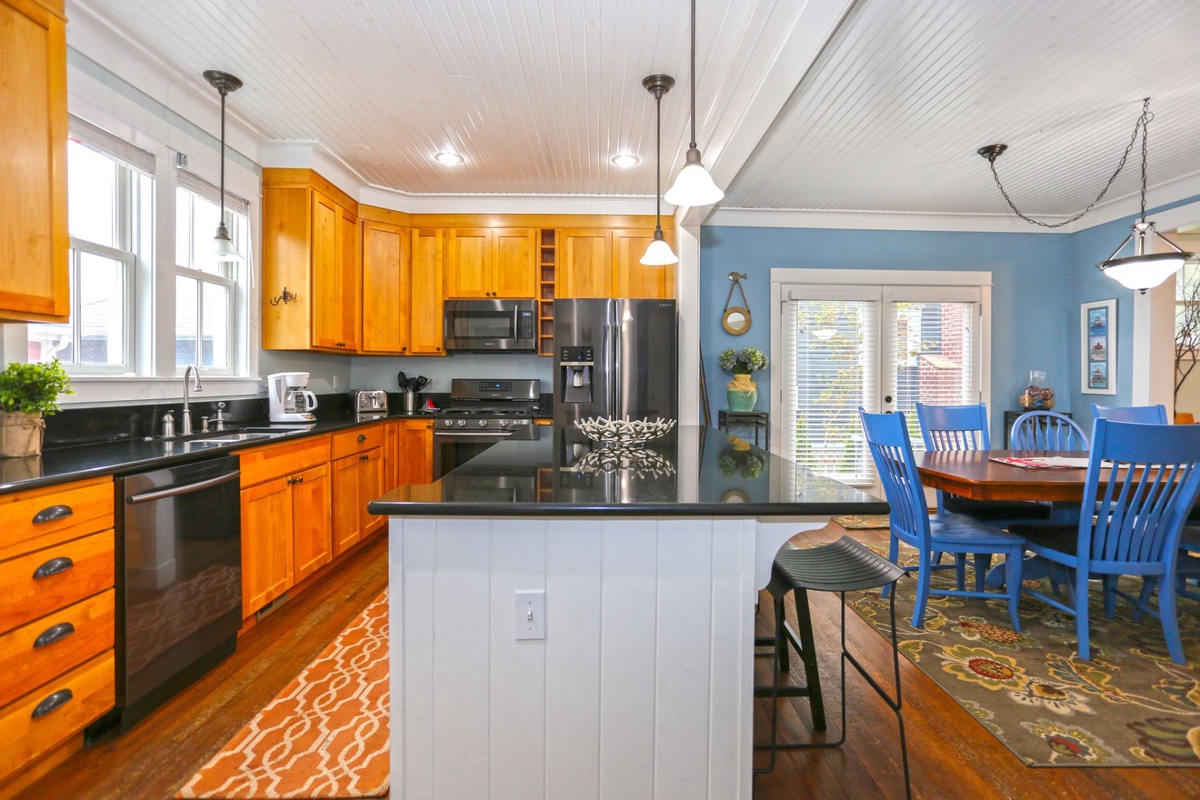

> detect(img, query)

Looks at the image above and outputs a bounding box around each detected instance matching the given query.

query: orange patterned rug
[176,593,390,798]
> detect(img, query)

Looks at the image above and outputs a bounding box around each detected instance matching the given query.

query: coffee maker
[267,372,318,422]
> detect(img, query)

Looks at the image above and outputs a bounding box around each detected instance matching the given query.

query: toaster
[352,389,388,413]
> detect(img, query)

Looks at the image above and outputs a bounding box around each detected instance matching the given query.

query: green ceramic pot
[726,374,757,412]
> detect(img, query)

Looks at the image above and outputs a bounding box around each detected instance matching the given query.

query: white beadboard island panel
[389,515,783,800]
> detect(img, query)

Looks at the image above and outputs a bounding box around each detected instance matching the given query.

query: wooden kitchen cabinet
[290,463,332,584]
[0,0,69,323]
[239,478,294,615]
[613,228,675,299]
[445,228,538,299]
[330,426,386,555]
[558,227,674,300]
[410,228,445,354]
[262,169,360,352]
[398,418,436,485]
[361,215,411,354]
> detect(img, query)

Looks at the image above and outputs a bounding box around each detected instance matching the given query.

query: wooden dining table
[916,449,1099,504]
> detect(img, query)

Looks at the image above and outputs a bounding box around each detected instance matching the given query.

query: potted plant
[0,360,73,457]
[718,346,768,412]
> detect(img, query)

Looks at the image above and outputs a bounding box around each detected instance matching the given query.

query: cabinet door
[399,420,435,485]
[557,229,612,298]
[383,421,400,490]
[310,192,342,349]
[337,204,361,350]
[291,463,331,584]
[361,220,409,353]
[445,229,493,298]
[0,0,68,323]
[493,228,538,298]
[241,478,294,615]
[410,228,445,355]
[330,454,362,556]
[613,229,675,299]
[359,448,385,537]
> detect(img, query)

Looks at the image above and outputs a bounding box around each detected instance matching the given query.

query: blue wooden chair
[1009,419,1200,664]
[1090,403,1168,424]
[1010,410,1089,451]
[860,409,1027,630]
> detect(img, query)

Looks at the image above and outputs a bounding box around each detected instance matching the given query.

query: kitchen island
[369,426,887,800]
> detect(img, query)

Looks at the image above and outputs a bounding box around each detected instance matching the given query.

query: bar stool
[754,536,911,800]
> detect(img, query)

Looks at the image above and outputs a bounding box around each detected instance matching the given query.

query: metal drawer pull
[32,505,74,524]
[33,622,76,648]
[33,557,74,579]
[360,454,369,461]
[358,434,367,443]
[31,689,73,719]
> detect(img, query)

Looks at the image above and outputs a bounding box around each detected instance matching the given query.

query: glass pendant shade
[664,147,724,207]
[1097,222,1193,292]
[213,221,243,262]
[640,230,678,266]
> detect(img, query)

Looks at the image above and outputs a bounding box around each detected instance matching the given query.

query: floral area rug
[846,545,1200,767]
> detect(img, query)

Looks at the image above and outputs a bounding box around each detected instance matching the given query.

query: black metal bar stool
[754,536,912,800]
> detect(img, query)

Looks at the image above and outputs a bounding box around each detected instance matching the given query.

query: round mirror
[722,489,749,503]
[722,307,751,335]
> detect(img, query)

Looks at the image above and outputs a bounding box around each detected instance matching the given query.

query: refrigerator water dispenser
[559,345,595,404]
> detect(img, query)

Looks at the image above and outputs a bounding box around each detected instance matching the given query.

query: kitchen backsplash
[349,352,552,394]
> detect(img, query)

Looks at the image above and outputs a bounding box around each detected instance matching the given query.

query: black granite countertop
[0,410,439,495]
[368,426,887,518]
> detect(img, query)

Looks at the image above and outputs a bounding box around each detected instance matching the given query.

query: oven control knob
[478,419,488,428]
[498,419,509,428]
[456,419,467,428]
[442,419,454,428]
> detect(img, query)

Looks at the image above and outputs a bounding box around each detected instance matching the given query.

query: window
[28,130,153,372]
[175,173,250,374]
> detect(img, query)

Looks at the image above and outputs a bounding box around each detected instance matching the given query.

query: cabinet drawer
[0,590,114,708]
[331,424,384,460]
[0,651,115,782]
[239,435,331,487]
[0,530,114,635]
[0,478,114,563]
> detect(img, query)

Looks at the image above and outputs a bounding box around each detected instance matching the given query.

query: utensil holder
[401,393,417,413]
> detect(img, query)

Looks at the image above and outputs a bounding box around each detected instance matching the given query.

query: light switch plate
[514,590,546,640]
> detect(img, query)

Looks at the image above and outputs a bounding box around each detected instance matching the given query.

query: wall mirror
[722,272,751,336]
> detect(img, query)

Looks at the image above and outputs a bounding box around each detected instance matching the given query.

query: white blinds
[177,169,251,217]
[68,115,155,174]
[782,287,881,483]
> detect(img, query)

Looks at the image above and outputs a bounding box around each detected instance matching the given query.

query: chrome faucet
[181,365,203,435]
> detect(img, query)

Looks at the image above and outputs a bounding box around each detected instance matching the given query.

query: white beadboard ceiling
[69,0,1200,217]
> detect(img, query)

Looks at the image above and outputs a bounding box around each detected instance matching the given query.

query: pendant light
[663,0,724,208]
[641,74,679,266]
[203,70,244,263]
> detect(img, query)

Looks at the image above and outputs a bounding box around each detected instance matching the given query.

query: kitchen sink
[194,431,288,444]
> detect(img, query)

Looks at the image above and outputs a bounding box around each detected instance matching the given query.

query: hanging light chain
[689,0,697,150]
[984,97,1151,229]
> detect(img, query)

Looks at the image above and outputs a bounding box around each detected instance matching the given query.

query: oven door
[444,299,537,352]
[433,429,515,479]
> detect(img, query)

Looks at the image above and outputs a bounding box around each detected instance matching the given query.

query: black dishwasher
[88,455,242,738]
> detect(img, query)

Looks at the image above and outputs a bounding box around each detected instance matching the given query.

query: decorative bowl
[573,445,676,479]
[573,416,676,445]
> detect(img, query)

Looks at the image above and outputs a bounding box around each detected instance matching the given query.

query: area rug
[176,593,390,798]
[846,546,1200,767]
[831,513,892,529]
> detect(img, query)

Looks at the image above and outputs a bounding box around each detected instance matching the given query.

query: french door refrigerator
[553,298,678,429]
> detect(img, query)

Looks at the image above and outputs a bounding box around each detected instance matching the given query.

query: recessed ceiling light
[611,153,639,168]
[434,151,464,166]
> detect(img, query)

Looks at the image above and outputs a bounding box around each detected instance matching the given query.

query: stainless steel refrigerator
[553,298,677,427]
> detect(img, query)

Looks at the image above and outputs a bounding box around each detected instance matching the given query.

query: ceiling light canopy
[434,151,464,166]
[641,74,678,267]
[611,153,639,168]
[980,97,1193,293]
[203,69,243,263]
[664,0,723,208]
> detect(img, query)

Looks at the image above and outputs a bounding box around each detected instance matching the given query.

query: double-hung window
[28,120,154,372]
[174,171,251,374]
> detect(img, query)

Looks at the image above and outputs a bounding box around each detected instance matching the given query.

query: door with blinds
[780,281,986,486]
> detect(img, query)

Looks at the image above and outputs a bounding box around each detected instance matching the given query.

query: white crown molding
[704,207,1067,233]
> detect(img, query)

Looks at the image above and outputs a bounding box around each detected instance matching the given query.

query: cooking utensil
[414,376,430,392]
[397,371,409,391]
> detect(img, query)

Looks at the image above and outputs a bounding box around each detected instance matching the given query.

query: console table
[719,410,770,450]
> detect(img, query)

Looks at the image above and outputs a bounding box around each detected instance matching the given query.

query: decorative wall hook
[722,273,751,335]
[270,287,296,306]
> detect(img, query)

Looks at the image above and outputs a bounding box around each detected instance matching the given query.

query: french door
[778,278,988,486]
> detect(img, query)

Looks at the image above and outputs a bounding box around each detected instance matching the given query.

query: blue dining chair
[1010,410,1089,451]
[1009,419,1200,664]
[1090,403,1168,424]
[860,409,1027,630]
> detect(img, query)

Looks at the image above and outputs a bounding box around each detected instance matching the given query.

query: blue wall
[700,226,1074,442]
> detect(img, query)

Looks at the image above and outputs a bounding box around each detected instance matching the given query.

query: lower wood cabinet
[291,463,332,583]
[398,419,435,485]
[331,426,385,555]
[240,477,294,615]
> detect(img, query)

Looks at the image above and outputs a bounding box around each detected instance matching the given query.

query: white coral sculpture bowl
[573,416,677,445]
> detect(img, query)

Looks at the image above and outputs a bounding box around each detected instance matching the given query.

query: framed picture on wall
[1081,299,1116,395]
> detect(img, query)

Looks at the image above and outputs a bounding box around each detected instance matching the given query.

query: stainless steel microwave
[444,298,537,352]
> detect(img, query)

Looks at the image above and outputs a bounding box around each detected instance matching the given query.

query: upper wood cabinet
[361,217,411,354]
[262,169,360,352]
[557,227,675,300]
[410,228,445,355]
[0,0,68,323]
[445,228,537,299]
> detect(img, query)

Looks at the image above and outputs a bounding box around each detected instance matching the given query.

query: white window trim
[770,268,993,455]
[63,237,137,374]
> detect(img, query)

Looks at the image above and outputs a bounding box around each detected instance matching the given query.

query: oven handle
[433,430,515,441]
[126,470,241,505]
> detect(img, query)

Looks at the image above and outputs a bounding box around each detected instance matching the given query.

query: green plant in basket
[0,360,73,457]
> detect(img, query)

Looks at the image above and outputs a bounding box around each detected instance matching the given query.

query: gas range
[434,379,541,439]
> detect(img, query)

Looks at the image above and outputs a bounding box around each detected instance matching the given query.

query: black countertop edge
[0,410,436,496]
[367,500,891,518]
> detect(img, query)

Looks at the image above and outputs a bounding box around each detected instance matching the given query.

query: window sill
[61,376,264,406]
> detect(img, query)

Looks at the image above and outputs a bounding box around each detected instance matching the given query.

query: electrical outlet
[514,590,546,640]
[332,375,340,390]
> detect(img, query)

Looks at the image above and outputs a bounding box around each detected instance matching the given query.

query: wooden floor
[19,525,1200,800]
